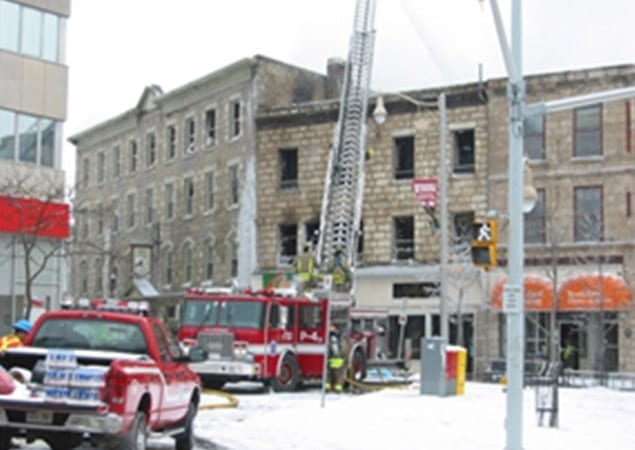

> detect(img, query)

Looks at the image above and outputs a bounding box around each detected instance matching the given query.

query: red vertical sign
[412,177,438,208]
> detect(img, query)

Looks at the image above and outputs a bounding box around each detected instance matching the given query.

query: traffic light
[472,219,497,269]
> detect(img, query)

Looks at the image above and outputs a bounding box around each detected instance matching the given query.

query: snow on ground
[195,381,635,450]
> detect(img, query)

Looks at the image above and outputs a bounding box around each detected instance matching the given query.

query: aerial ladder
[316,0,377,291]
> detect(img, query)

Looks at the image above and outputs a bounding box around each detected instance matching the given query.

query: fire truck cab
[178,287,370,391]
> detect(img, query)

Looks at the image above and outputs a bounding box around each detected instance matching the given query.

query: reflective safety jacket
[0,335,23,351]
[294,254,316,282]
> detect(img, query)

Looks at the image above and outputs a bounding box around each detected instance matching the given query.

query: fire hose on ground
[199,389,240,410]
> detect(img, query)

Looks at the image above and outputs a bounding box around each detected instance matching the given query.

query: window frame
[574,104,602,158]
[453,129,475,174]
[574,186,603,242]
[279,223,298,266]
[393,135,415,180]
[524,115,545,160]
[279,148,298,190]
[524,189,546,244]
[393,215,414,260]
[205,108,216,147]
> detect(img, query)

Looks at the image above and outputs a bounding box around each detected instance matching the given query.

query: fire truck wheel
[174,401,196,450]
[271,353,300,392]
[117,411,148,450]
[349,349,367,381]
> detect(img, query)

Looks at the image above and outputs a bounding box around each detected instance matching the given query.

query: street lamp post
[372,92,449,344]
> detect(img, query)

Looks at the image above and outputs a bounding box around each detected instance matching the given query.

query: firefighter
[0,319,32,351]
[294,242,317,291]
[329,247,351,292]
[326,323,349,393]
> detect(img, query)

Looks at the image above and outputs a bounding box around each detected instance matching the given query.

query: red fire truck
[178,287,375,391]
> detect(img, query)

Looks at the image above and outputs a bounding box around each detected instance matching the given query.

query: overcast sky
[64,0,634,185]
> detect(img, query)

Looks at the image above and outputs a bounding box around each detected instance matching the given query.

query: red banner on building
[0,195,70,239]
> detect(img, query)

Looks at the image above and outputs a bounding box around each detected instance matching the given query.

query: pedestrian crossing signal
[472,219,497,269]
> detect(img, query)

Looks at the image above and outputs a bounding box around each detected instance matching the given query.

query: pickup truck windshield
[31,319,148,354]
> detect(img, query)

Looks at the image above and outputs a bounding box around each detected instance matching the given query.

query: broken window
[279,223,297,265]
[393,215,414,260]
[452,211,474,250]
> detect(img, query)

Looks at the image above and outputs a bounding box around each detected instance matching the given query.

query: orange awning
[491,275,554,312]
[557,273,632,311]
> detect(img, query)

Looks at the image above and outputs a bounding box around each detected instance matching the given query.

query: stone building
[487,65,635,374]
[68,55,342,309]
[0,0,71,329]
[257,63,635,377]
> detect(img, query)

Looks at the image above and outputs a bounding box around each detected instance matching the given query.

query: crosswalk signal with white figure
[471,219,497,269]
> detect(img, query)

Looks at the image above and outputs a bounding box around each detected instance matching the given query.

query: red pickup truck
[0,302,202,450]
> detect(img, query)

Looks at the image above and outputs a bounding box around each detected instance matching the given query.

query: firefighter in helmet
[329,247,351,292]
[0,319,32,351]
[294,242,317,291]
[326,322,347,392]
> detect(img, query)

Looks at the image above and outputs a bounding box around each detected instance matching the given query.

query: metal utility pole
[489,1,526,448]
[489,0,635,446]
[439,92,449,344]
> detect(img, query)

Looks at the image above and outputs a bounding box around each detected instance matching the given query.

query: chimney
[326,57,346,99]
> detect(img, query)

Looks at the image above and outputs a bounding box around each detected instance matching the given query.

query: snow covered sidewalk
[194,382,635,450]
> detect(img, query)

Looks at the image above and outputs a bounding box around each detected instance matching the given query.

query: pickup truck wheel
[200,375,225,390]
[117,411,147,450]
[46,434,83,450]
[271,353,300,392]
[174,401,197,450]
[0,427,11,449]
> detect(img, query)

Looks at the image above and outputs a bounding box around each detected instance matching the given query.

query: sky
[63,0,635,186]
[191,379,635,450]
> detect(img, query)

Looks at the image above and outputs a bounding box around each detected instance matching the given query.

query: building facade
[68,56,342,309]
[71,54,635,377]
[256,64,635,377]
[0,0,71,330]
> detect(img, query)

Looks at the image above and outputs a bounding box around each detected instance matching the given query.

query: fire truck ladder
[316,0,377,273]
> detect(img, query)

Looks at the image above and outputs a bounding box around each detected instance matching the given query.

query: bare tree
[0,169,68,319]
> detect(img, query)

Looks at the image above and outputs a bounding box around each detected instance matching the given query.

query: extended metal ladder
[316,0,377,273]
